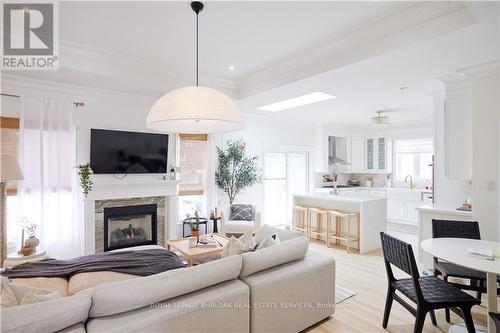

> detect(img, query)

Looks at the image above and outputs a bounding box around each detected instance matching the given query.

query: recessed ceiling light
[257,92,336,112]
[228,65,235,71]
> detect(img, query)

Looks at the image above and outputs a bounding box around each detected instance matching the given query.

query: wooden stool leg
[357,214,360,252]
[346,215,351,253]
[316,215,321,241]
[336,217,340,246]
[326,215,331,247]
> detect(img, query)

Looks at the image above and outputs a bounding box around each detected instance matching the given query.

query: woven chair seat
[393,276,481,305]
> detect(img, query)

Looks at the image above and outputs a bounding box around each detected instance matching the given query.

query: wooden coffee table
[166,234,229,266]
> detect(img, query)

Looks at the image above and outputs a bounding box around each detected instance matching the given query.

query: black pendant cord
[191,1,203,87]
[196,11,199,86]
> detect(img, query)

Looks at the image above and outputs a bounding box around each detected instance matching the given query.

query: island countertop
[293,193,386,253]
[294,193,385,203]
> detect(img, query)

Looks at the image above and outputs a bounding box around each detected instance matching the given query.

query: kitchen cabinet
[443,82,472,180]
[349,137,365,173]
[387,191,423,225]
[365,137,388,172]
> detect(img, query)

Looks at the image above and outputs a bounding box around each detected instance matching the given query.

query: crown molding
[1,73,155,103]
[438,60,499,89]
[236,2,474,98]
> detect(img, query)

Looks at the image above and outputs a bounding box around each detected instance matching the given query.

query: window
[0,115,20,252]
[393,138,434,183]
[178,134,208,221]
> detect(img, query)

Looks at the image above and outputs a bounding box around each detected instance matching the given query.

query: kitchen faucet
[404,175,414,189]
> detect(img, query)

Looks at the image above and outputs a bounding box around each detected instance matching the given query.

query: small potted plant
[24,223,39,249]
[187,211,201,239]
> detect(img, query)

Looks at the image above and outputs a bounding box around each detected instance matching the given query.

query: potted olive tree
[215,139,261,205]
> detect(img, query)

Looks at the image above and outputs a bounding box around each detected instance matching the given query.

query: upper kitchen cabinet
[365,137,389,172]
[440,75,472,181]
[350,137,365,173]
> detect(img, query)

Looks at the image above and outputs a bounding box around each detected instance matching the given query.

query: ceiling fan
[370,111,390,126]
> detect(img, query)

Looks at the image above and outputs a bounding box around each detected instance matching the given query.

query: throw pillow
[256,233,281,250]
[221,236,253,257]
[230,204,253,221]
[239,229,257,249]
[1,276,62,308]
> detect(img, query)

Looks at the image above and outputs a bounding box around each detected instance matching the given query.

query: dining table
[421,238,500,333]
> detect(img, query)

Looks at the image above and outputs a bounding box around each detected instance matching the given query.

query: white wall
[432,93,472,207]
[470,71,499,241]
[217,113,322,219]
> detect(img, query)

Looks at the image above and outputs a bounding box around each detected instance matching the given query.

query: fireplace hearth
[103,204,157,251]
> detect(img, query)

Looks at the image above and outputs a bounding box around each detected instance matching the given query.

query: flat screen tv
[90,129,168,174]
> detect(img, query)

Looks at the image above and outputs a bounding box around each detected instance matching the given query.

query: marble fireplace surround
[83,175,180,255]
[95,196,166,253]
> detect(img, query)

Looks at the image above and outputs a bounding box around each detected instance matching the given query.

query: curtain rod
[0,93,85,108]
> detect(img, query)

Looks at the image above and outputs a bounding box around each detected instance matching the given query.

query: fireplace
[103,204,157,251]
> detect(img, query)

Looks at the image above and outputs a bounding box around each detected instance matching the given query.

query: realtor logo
[2,2,59,69]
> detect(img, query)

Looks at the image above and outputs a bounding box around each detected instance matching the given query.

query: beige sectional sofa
[1,237,336,333]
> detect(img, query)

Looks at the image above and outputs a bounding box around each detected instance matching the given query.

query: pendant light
[146,1,244,134]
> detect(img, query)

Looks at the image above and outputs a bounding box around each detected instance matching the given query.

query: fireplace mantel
[85,175,180,201]
[82,174,179,255]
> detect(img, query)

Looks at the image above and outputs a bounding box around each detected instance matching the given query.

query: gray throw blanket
[1,249,185,279]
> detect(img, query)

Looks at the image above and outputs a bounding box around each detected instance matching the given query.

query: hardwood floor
[305,241,495,333]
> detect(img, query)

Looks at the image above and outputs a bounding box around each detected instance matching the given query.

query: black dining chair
[490,312,500,331]
[432,219,500,322]
[380,232,481,333]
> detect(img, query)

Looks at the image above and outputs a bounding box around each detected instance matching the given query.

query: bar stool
[308,207,329,245]
[292,205,309,235]
[327,211,360,253]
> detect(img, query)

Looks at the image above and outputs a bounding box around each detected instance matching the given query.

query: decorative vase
[24,236,39,248]
[191,229,199,240]
[21,246,33,256]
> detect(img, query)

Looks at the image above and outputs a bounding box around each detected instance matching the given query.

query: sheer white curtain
[18,97,81,259]
[206,134,222,218]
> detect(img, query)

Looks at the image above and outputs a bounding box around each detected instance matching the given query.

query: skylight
[257,92,336,112]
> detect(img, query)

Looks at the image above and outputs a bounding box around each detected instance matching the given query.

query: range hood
[328,136,351,166]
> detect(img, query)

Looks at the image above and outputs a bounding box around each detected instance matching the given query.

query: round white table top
[421,238,500,275]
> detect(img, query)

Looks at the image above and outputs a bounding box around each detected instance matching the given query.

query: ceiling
[58,1,414,80]
[2,1,499,126]
[240,2,500,125]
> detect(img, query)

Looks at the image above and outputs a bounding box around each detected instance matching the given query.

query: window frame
[392,138,434,186]
[0,116,20,196]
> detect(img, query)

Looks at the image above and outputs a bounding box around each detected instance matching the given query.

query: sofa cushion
[230,204,253,221]
[1,277,63,307]
[254,224,304,243]
[256,233,281,250]
[0,294,91,333]
[56,323,86,333]
[68,271,138,296]
[10,277,68,297]
[239,237,309,278]
[86,280,250,333]
[89,254,243,318]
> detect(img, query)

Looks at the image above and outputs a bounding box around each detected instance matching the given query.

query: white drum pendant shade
[146,86,244,134]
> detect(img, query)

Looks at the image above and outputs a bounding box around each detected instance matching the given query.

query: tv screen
[90,129,168,174]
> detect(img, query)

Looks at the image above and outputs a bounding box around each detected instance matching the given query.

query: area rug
[335,286,356,304]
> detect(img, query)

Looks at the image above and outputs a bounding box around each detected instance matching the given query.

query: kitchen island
[293,193,387,253]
